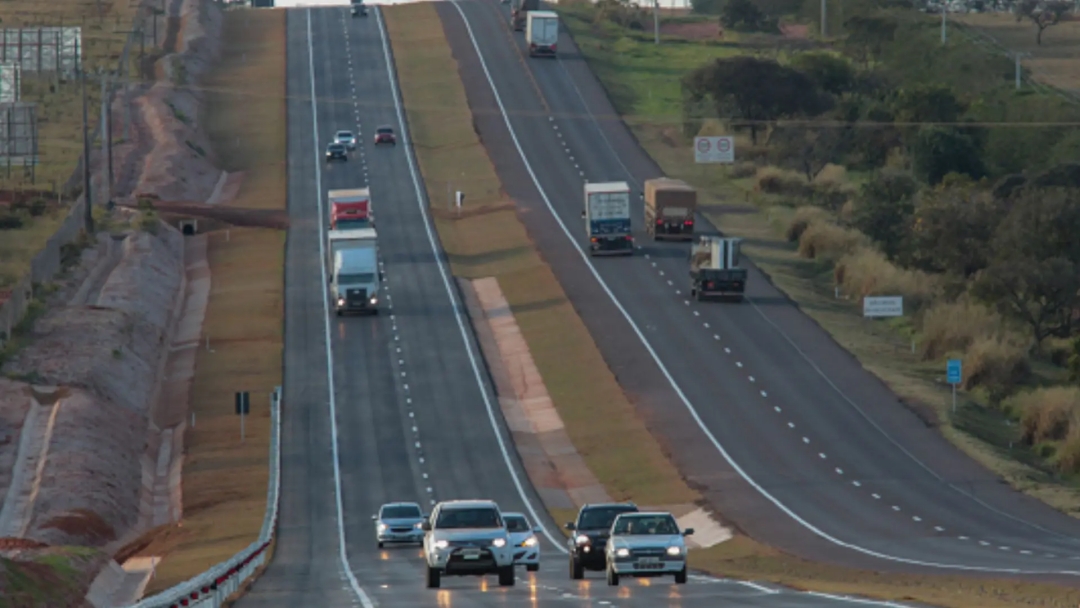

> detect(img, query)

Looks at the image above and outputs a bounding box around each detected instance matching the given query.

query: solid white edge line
[306,9,376,608]
[373,5,567,554]
[446,0,1079,577]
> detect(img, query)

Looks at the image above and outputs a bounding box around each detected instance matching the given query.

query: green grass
[0,547,105,608]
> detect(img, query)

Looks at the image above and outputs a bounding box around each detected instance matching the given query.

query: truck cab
[332,248,379,316]
[689,236,746,302]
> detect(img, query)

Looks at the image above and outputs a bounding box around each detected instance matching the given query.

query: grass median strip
[126,9,286,594]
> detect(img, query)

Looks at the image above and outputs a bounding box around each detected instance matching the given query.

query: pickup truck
[422,500,516,588]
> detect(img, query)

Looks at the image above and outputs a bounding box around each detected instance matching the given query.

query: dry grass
[755,165,811,198]
[834,246,938,308]
[919,297,1003,360]
[385,0,698,508]
[1015,387,1080,445]
[796,220,865,261]
[962,334,1032,396]
[133,9,286,594]
[953,12,1080,94]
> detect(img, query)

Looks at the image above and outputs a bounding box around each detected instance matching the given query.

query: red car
[374,125,396,145]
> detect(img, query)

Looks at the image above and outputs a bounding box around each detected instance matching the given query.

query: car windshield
[328,144,344,151]
[435,507,502,529]
[377,127,393,134]
[381,505,421,519]
[578,507,636,530]
[338,272,375,284]
[504,516,530,532]
[611,515,679,536]
[337,132,353,138]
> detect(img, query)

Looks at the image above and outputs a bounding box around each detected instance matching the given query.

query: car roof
[377,125,394,130]
[613,511,673,519]
[437,499,498,510]
[328,142,345,147]
[337,130,353,134]
[580,503,637,512]
[380,501,421,509]
[502,512,528,520]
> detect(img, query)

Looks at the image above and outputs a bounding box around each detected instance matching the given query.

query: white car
[334,130,357,150]
[503,512,540,572]
[373,501,425,548]
[422,500,516,588]
[604,512,692,585]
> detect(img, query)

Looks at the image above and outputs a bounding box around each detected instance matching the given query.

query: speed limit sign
[694,136,735,164]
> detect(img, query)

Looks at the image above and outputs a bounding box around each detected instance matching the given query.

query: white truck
[583,181,633,256]
[689,236,746,302]
[328,228,380,316]
[526,11,559,57]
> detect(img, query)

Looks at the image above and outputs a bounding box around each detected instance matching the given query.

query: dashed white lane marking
[959,536,969,540]
[760,390,767,397]
[978,541,990,546]
[934,526,944,532]
[891,506,900,512]
[912,516,921,522]
[802,437,809,444]
[787,422,795,429]
[774,406,781,412]
[818,453,826,459]
[735,361,743,368]
[835,468,843,475]
[852,481,861,487]
[872,494,881,500]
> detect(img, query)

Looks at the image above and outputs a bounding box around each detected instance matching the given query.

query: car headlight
[369,296,378,304]
[615,548,630,558]
[492,538,507,548]
[433,540,449,550]
[666,546,682,556]
[574,535,590,546]
[337,296,345,305]
[413,522,423,529]
[522,536,538,547]
[377,523,387,532]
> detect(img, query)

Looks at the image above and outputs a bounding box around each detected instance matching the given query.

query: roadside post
[235,391,250,442]
[455,191,464,217]
[947,359,962,414]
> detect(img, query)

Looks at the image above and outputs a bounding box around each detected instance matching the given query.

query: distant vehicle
[422,500,516,588]
[511,0,539,31]
[374,125,396,145]
[689,236,746,302]
[327,228,380,315]
[503,512,540,572]
[335,130,357,150]
[582,181,633,256]
[604,512,692,586]
[373,502,426,548]
[326,142,348,162]
[329,188,373,230]
[644,178,696,241]
[565,502,638,579]
[351,2,367,17]
[526,11,558,57]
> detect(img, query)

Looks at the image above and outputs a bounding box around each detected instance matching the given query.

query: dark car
[374,125,396,145]
[351,3,367,17]
[565,503,638,579]
[326,142,348,162]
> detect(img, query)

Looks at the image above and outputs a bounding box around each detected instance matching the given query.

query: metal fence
[0,27,82,77]
[0,102,38,175]
[125,386,283,608]
[0,63,19,103]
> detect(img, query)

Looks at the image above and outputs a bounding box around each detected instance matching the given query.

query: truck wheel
[335,309,343,317]
[675,566,687,584]
[690,288,696,297]
[498,565,516,586]
[426,566,441,589]
[527,563,539,572]
[377,541,383,549]
[606,563,619,586]
[569,555,584,580]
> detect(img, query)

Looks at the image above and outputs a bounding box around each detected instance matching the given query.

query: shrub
[962,334,1031,401]
[797,220,865,261]
[1012,386,1080,445]
[834,246,937,310]
[785,205,828,242]
[809,180,855,211]
[813,163,848,187]
[1054,429,1080,475]
[918,297,1001,361]
[755,166,811,198]
[729,161,758,179]
[0,212,23,230]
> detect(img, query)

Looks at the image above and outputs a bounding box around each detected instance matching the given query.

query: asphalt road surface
[431,0,1080,579]
[229,5,925,607]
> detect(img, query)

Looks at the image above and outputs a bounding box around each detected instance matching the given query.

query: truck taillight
[656,218,664,225]
[684,219,693,226]
[706,282,714,289]
[551,44,556,52]
[625,235,633,241]
[590,237,598,243]
[530,43,536,49]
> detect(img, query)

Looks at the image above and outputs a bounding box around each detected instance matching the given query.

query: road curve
[433,0,1080,579]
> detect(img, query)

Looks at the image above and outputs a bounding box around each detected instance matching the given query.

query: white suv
[604,512,693,585]
[422,500,516,588]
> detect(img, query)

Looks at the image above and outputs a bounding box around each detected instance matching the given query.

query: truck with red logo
[329,188,373,230]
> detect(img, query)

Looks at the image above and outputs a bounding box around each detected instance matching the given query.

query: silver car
[422,500,516,588]
[604,512,693,585]
[335,130,357,150]
[503,512,541,571]
[373,502,425,548]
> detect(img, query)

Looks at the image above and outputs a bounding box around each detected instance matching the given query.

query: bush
[728,161,758,179]
[809,180,855,211]
[962,334,1031,401]
[0,212,23,230]
[755,166,811,198]
[1054,429,1080,475]
[785,205,829,242]
[833,245,937,309]
[798,220,866,261]
[918,297,1001,361]
[1012,386,1080,445]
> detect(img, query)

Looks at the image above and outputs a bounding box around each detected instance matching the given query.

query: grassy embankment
[555,2,1080,513]
[385,3,1080,606]
[0,547,104,608]
[124,9,287,594]
[0,0,141,291]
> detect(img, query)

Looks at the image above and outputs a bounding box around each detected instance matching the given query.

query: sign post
[693,136,735,164]
[946,359,962,414]
[455,191,464,217]
[235,391,250,443]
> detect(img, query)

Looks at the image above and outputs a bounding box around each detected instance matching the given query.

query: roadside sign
[235,391,251,415]
[693,136,734,164]
[947,359,962,385]
[862,296,903,318]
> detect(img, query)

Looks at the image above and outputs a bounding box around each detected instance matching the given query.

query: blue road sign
[947,359,962,385]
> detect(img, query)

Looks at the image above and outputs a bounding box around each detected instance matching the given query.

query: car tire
[675,566,687,584]
[426,566,441,589]
[569,555,583,580]
[377,541,383,549]
[498,565,515,587]
[526,563,539,573]
[335,309,342,317]
[605,563,619,586]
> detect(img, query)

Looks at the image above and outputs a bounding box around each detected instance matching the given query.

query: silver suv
[422,500,516,588]
[604,512,693,585]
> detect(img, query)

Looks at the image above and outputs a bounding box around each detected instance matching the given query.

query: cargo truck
[511,0,539,31]
[644,178,696,241]
[328,228,381,315]
[689,236,746,302]
[329,188,373,230]
[526,11,558,57]
[583,181,633,256]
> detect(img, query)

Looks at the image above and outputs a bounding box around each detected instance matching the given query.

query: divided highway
[230,5,899,607]
[436,0,1080,577]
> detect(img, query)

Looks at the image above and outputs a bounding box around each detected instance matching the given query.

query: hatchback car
[373,502,425,548]
[335,130,357,150]
[604,512,692,585]
[374,125,396,145]
[326,142,348,162]
[503,512,540,572]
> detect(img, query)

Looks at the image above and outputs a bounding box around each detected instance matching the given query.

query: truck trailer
[526,11,559,57]
[644,178,696,241]
[329,188,373,230]
[689,236,746,302]
[328,228,381,315]
[583,181,633,256]
[511,0,539,31]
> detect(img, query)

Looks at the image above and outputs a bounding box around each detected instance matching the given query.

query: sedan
[326,142,348,162]
[335,130,357,150]
[374,125,396,145]
[373,501,426,548]
[504,512,541,572]
[604,512,692,585]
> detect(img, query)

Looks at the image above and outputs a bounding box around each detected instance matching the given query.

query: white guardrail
[125,386,283,608]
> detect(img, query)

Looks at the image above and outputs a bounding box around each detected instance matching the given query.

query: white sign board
[587,191,630,220]
[694,136,734,164]
[863,296,903,318]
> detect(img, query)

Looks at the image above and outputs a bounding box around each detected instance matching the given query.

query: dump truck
[644,178,696,241]
[329,188,373,230]
[511,0,539,31]
[583,181,633,256]
[526,11,559,57]
[689,236,746,302]
[327,228,380,315]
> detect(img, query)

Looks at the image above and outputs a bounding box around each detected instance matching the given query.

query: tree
[681,56,827,144]
[891,84,966,125]
[720,0,776,32]
[972,256,1080,345]
[791,52,856,96]
[908,183,1007,277]
[769,125,848,183]
[850,169,919,260]
[992,187,1080,267]
[842,15,898,68]
[911,126,986,185]
[1014,0,1073,46]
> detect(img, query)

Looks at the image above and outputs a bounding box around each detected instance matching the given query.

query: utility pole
[820,0,827,38]
[99,71,113,207]
[653,0,660,45]
[1011,51,1031,90]
[940,7,947,45]
[81,66,93,233]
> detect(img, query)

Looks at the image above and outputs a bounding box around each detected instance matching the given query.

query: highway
[433,0,1080,578]
[229,5,912,607]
